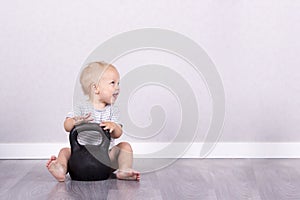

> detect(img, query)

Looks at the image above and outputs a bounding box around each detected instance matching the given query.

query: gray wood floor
[1,159,300,200]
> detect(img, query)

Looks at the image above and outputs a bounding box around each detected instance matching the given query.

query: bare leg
[109,142,140,181]
[46,147,70,182]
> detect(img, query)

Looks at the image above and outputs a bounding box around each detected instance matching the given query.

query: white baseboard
[1,142,300,159]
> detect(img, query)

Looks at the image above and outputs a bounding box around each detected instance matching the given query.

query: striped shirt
[67,100,121,149]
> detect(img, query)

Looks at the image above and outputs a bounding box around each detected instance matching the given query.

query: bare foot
[46,155,56,168]
[116,169,140,181]
[46,155,66,182]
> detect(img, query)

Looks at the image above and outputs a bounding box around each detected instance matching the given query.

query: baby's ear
[91,83,99,94]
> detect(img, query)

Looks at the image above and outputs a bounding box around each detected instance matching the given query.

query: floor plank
[253,159,300,200]
[0,160,41,199]
[1,159,300,199]
[155,159,217,199]
[209,159,261,200]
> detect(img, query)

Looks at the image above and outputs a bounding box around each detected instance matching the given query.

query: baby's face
[97,66,120,104]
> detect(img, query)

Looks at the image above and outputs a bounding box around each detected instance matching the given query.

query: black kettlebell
[68,123,112,181]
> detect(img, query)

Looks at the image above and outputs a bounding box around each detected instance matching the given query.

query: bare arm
[64,113,93,132]
[64,117,76,132]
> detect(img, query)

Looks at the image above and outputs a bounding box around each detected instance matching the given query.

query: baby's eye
[110,81,120,86]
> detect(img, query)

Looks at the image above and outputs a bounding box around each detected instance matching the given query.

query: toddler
[46,61,140,181]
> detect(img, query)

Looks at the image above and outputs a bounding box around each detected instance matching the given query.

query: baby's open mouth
[113,92,119,98]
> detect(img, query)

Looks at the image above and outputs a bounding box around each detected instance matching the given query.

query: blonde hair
[79,61,114,96]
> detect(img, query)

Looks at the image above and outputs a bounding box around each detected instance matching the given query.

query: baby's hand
[73,113,93,125]
[100,122,116,133]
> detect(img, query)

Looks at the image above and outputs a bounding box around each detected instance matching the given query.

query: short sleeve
[66,102,83,118]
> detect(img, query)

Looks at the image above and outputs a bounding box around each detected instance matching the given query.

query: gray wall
[0,1,299,144]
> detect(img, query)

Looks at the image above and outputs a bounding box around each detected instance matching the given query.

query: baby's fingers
[84,113,91,119]
[100,123,111,132]
[73,116,83,125]
[85,116,94,122]
[84,113,93,121]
